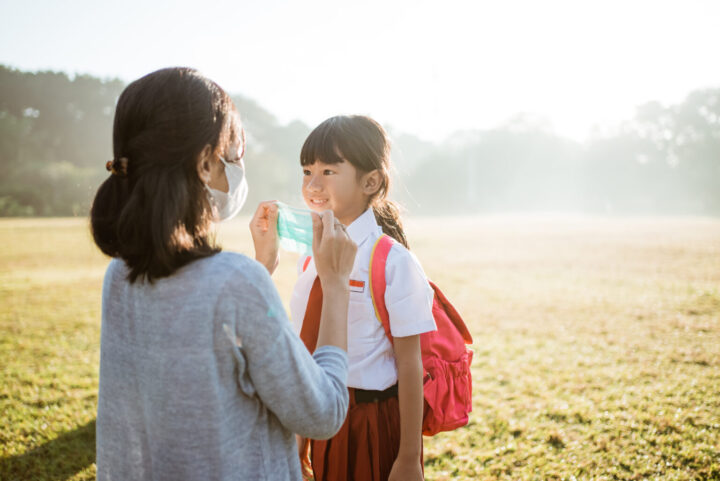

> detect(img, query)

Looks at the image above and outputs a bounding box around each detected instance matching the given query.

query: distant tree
[0,67,311,215]
[0,66,124,215]
[0,65,718,216]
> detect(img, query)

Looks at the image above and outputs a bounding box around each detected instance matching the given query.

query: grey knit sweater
[96,252,349,481]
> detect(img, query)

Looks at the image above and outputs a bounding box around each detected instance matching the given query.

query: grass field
[1,215,719,480]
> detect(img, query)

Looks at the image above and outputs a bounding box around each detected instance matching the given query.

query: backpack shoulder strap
[369,234,395,345]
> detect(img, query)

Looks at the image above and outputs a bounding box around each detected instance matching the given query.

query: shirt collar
[345,208,379,246]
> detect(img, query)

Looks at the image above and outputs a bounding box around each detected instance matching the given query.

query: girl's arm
[390,334,425,481]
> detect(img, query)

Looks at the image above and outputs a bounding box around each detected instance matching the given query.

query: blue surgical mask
[206,157,248,222]
[276,202,314,254]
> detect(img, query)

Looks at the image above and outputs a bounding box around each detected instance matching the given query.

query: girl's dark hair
[91,67,241,282]
[300,115,408,248]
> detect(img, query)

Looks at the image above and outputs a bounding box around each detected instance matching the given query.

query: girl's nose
[306,175,322,192]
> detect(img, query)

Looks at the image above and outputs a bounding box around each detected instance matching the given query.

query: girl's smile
[302,159,370,226]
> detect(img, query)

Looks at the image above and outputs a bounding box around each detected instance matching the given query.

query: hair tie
[106,157,129,177]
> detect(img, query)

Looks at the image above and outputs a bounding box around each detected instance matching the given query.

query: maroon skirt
[304,385,422,481]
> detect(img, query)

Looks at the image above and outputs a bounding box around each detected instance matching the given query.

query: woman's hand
[249,201,279,275]
[312,210,357,352]
[389,455,424,481]
[311,210,357,288]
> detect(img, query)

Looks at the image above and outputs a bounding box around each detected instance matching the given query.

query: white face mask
[206,156,248,222]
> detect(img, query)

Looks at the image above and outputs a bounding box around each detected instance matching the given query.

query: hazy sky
[1,0,719,142]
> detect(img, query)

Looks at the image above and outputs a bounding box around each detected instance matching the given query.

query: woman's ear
[362,170,382,196]
[196,144,214,185]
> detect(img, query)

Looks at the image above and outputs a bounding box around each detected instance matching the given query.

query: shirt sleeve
[223,261,349,440]
[384,245,437,338]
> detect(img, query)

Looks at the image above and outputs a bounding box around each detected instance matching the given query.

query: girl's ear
[362,169,382,196]
[196,144,214,184]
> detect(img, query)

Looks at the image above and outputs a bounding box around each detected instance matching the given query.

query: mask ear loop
[204,188,215,225]
[200,152,221,201]
[204,177,221,218]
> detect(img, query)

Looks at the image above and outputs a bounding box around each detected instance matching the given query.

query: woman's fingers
[249,201,281,274]
[321,210,335,243]
[264,201,279,218]
[251,200,275,222]
[249,200,278,232]
[311,212,323,253]
[263,202,279,232]
[312,210,357,283]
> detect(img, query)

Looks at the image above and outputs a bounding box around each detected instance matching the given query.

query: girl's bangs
[300,120,345,166]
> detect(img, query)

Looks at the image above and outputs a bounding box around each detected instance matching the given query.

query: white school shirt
[289,208,436,390]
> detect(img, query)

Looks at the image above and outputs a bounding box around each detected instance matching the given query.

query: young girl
[290,115,436,481]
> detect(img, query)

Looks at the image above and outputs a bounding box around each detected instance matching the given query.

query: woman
[90,67,357,481]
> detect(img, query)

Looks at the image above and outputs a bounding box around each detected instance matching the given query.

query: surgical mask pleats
[276,202,314,254]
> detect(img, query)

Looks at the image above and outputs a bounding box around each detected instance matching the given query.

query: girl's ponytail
[90,171,130,258]
[372,198,408,249]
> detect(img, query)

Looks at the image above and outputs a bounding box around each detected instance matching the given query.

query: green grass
[1,215,719,480]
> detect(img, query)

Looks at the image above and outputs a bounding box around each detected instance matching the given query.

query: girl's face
[302,159,370,226]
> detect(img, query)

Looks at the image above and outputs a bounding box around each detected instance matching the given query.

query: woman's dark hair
[300,115,408,248]
[91,67,241,282]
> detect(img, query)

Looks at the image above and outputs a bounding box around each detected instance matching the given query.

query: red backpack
[369,235,474,436]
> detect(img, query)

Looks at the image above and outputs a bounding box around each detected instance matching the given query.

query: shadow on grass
[0,419,95,481]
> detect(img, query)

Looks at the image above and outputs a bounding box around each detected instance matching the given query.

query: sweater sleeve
[223,261,349,440]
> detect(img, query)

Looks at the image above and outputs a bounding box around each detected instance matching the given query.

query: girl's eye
[303,170,311,176]
[323,170,334,175]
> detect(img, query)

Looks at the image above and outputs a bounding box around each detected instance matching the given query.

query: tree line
[1,65,718,216]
